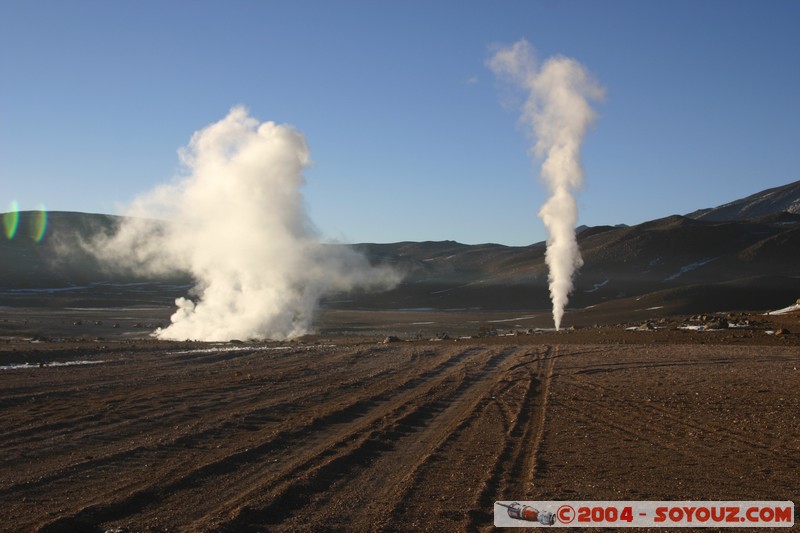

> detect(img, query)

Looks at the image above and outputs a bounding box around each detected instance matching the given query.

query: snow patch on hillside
[765,304,800,315]
[665,258,716,281]
[585,279,609,293]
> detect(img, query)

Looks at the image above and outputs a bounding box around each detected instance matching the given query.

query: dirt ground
[0,308,798,532]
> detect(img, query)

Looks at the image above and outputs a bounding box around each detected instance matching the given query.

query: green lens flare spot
[30,206,48,242]
[3,201,19,239]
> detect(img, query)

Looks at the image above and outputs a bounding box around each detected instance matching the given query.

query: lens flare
[3,201,19,240]
[29,205,48,243]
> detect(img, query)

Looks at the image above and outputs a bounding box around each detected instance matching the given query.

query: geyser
[91,106,400,341]
[489,40,603,330]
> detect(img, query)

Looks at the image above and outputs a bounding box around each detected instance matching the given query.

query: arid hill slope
[2,181,799,315]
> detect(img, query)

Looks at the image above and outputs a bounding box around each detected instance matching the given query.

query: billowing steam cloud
[90,106,400,341]
[488,40,604,330]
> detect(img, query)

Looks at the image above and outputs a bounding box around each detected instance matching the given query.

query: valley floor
[0,316,798,531]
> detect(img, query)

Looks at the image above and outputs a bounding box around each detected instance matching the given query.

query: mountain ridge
[686,179,800,221]
[1,180,799,316]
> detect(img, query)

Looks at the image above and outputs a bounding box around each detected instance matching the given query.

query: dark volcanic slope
[572,213,800,305]
[687,179,800,221]
[0,211,117,287]
[354,213,800,313]
[0,212,189,306]
[2,180,800,316]
[0,211,185,289]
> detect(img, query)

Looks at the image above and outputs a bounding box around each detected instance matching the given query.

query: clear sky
[2,0,798,246]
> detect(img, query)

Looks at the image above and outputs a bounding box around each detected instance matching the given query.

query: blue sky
[2,0,798,245]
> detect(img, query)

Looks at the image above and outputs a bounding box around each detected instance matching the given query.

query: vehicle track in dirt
[374,345,557,532]
[3,343,512,531]
[1,339,798,531]
[534,344,800,502]
[215,345,522,532]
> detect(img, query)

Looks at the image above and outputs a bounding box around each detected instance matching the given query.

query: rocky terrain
[0,306,798,531]
[1,180,798,531]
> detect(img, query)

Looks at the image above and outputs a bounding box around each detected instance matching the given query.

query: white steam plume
[488,40,604,330]
[90,106,400,341]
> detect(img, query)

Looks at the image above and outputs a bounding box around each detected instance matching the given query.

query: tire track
[205,345,504,531]
[9,341,797,531]
[1,356,400,500]
[466,345,555,530]
[561,365,798,464]
[284,346,525,532]
[33,345,485,531]
[374,346,554,532]
[6,344,421,526]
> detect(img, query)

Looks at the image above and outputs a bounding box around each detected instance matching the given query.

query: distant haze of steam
[89,106,400,341]
[488,39,604,330]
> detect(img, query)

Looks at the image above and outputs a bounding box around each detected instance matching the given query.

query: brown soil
[0,309,798,532]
